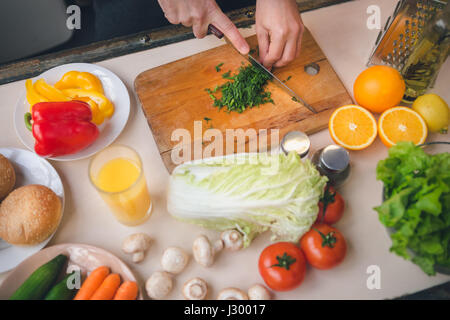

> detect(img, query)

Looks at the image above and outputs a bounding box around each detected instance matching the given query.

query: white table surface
[0,0,449,299]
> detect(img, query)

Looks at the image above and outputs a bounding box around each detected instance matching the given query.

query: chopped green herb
[206,85,219,93]
[204,117,212,123]
[283,75,292,83]
[206,64,274,113]
[215,62,224,72]
[292,96,299,102]
[249,45,259,57]
[205,89,217,101]
[222,71,233,80]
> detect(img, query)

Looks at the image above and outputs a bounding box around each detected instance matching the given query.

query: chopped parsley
[215,62,224,72]
[221,71,233,80]
[206,64,274,114]
[249,46,259,56]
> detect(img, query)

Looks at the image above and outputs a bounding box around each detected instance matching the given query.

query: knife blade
[208,24,317,114]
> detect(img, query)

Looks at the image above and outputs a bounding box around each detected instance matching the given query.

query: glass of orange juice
[89,145,152,226]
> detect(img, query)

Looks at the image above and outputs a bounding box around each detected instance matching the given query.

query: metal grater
[367,0,448,70]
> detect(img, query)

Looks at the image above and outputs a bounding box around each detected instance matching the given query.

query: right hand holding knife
[157,0,250,55]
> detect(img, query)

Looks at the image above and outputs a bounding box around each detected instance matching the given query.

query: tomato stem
[319,185,336,223]
[270,252,297,270]
[313,228,337,248]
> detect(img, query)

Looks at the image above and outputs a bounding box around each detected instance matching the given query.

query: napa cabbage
[167,152,327,247]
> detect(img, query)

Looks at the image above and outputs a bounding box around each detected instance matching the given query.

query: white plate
[0,243,143,300]
[0,148,64,273]
[14,63,130,161]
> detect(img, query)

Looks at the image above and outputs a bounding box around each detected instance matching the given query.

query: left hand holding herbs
[256,0,304,69]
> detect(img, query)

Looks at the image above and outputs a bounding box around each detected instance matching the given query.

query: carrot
[90,273,121,300]
[74,266,110,300]
[113,281,139,300]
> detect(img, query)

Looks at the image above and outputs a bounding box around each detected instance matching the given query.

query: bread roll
[0,154,15,199]
[0,185,62,245]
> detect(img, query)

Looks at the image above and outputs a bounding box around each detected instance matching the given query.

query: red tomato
[316,185,345,225]
[300,224,347,270]
[258,242,306,291]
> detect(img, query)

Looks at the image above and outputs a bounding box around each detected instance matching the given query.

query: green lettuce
[375,142,450,275]
[167,152,328,247]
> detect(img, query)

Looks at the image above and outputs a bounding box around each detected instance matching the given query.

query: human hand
[157,0,249,54]
[255,0,304,69]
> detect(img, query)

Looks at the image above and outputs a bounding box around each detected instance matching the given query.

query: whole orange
[353,65,405,113]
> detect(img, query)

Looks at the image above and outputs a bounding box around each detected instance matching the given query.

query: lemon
[412,94,449,133]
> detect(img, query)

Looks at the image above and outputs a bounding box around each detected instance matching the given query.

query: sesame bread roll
[0,185,62,245]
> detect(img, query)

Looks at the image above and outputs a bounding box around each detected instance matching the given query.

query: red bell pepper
[26,101,99,157]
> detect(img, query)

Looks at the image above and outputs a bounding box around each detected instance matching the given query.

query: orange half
[329,105,378,150]
[378,106,428,147]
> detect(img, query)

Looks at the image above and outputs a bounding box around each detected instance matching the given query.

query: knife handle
[208,24,224,39]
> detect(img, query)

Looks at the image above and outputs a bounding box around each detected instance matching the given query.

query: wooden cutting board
[135,29,353,172]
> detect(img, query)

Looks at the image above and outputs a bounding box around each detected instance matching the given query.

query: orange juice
[97,158,141,193]
[89,146,152,226]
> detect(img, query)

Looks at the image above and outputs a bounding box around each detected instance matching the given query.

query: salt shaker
[311,145,350,187]
[280,131,311,158]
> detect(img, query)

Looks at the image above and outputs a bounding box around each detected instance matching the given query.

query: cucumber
[44,271,78,300]
[9,254,67,300]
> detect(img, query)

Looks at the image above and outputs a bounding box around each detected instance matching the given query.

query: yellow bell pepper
[61,88,115,119]
[54,71,104,94]
[34,79,71,102]
[24,71,114,124]
[25,79,48,110]
[75,96,105,125]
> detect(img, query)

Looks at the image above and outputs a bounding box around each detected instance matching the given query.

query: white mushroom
[192,235,223,267]
[221,229,244,251]
[217,288,249,300]
[122,233,152,263]
[182,277,208,300]
[214,239,224,251]
[248,284,272,300]
[161,247,189,274]
[145,271,173,300]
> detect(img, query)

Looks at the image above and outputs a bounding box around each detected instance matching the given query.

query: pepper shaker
[311,145,350,187]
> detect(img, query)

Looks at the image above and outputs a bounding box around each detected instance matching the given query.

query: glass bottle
[402,2,450,103]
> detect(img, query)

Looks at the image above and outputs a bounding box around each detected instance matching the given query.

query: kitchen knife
[208,24,317,114]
